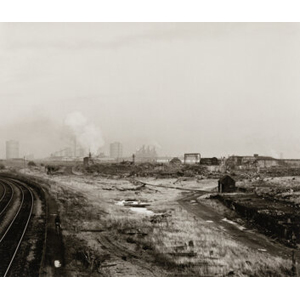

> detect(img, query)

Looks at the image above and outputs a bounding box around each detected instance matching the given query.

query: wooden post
[292,250,298,276]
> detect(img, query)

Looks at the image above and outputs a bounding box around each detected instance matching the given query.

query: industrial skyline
[1,23,300,159]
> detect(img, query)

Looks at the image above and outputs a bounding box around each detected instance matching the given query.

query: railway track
[0,177,34,277]
[0,180,14,217]
[0,180,6,201]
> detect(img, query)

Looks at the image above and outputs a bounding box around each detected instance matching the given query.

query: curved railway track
[0,180,6,201]
[0,177,34,277]
[0,180,14,217]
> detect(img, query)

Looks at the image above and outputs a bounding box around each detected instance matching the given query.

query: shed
[218,175,236,193]
[184,153,201,164]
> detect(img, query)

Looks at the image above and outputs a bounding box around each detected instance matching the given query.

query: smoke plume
[64,111,104,154]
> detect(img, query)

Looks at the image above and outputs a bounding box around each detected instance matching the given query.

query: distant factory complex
[2,139,300,174]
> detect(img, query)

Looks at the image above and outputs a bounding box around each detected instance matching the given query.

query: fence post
[292,250,298,276]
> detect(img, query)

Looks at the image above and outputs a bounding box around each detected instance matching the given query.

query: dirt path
[135,179,212,192]
[96,232,167,276]
[178,192,299,261]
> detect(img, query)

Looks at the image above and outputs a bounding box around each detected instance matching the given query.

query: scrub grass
[25,171,297,276]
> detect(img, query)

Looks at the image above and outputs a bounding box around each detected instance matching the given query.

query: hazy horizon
[1,23,300,159]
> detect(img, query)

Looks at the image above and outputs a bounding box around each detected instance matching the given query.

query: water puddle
[116,200,154,215]
[129,207,154,215]
[222,218,245,231]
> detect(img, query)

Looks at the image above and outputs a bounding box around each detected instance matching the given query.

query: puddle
[222,218,245,231]
[129,207,154,215]
[116,200,154,215]
[206,220,214,223]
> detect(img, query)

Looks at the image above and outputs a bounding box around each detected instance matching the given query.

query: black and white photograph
[1,5,300,290]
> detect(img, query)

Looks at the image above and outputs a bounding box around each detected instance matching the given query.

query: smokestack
[74,136,77,157]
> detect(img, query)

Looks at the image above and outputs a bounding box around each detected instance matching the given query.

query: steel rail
[0,179,15,217]
[0,181,6,202]
[0,181,25,244]
[0,178,34,277]
[4,180,34,277]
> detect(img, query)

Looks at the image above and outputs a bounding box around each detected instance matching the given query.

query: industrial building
[200,157,219,165]
[6,140,19,160]
[49,146,86,161]
[226,154,282,170]
[135,145,157,163]
[184,153,201,164]
[110,142,123,160]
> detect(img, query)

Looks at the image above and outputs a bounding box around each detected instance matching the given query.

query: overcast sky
[1,23,300,159]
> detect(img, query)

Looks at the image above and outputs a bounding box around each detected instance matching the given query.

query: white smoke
[64,111,104,154]
[270,149,280,159]
[149,140,162,149]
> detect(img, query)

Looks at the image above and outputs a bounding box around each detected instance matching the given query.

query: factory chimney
[74,137,77,157]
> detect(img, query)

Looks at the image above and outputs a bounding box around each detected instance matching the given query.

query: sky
[1,23,300,159]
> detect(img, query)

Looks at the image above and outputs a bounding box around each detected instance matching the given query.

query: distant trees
[28,161,36,167]
[0,163,5,170]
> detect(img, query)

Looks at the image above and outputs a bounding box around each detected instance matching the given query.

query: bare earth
[22,169,299,276]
